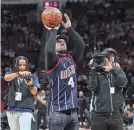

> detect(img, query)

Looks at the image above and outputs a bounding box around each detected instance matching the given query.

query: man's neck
[56,52,66,57]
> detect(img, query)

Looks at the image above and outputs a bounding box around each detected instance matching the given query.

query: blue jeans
[130,112,134,125]
[49,111,79,130]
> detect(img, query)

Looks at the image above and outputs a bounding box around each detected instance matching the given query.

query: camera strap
[110,73,114,87]
[14,77,23,101]
[95,72,101,94]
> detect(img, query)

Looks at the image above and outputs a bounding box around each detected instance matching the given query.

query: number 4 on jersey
[68,77,74,88]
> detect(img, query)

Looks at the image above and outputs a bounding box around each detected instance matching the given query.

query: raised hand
[103,58,113,72]
[62,13,71,29]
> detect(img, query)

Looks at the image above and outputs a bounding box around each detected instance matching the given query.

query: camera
[90,52,107,69]
[25,76,32,82]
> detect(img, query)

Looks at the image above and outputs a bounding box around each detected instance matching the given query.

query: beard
[57,49,67,54]
[56,49,67,57]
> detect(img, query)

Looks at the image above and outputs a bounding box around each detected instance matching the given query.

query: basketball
[41,7,62,28]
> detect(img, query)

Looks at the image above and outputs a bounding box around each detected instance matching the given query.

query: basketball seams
[41,15,62,22]
[42,17,62,23]
[44,22,59,28]
[42,8,61,16]
[42,17,60,25]
[42,13,62,17]
[41,7,62,28]
[43,7,58,12]
[42,13,62,19]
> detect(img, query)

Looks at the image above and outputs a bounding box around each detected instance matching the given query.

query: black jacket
[45,27,85,70]
[87,69,128,115]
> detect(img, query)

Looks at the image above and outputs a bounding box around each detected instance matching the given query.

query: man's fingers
[64,13,70,21]
[61,21,65,25]
[105,57,109,63]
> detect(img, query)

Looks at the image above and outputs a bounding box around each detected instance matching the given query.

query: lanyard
[17,77,23,91]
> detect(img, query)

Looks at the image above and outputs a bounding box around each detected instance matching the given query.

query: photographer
[36,90,48,130]
[87,48,128,130]
[4,56,46,130]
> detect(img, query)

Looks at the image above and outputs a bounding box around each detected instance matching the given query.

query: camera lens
[96,58,103,64]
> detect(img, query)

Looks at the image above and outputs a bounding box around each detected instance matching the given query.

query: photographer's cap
[102,48,117,56]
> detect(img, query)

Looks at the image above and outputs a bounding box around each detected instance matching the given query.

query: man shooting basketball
[44,13,85,130]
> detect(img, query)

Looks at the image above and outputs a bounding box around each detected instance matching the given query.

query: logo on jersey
[60,65,75,79]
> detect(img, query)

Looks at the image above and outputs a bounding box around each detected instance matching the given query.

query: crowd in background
[63,1,134,127]
[1,0,134,129]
